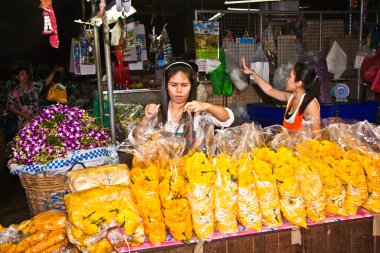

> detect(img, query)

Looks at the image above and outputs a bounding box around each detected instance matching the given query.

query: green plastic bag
[210,64,224,95]
[220,50,233,97]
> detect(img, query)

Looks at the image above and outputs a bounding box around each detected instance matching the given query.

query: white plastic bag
[250,44,269,83]
[354,45,375,69]
[205,59,221,74]
[326,41,347,79]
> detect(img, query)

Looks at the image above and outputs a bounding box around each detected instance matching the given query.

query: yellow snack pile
[185,152,215,239]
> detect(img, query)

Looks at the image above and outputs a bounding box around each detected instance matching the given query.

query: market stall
[3,106,380,252]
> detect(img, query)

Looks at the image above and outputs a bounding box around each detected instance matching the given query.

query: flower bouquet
[8,104,115,175]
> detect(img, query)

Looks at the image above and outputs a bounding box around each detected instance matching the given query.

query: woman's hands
[241,56,254,75]
[183,101,211,113]
[144,104,160,120]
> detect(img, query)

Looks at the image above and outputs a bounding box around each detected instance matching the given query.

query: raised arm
[241,57,292,102]
[45,66,64,86]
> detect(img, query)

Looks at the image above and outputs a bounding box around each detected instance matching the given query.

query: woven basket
[19,174,69,217]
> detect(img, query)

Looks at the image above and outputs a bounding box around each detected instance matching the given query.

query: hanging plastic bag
[326,41,347,79]
[225,51,248,91]
[209,49,234,96]
[220,50,234,96]
[273,63,294,91]
[210,64,224,95]
[47,83,67,103]
[222,30,234,49]
[262,24,276,52]
[250,44,269,83]
[205,59,221,74]
[155,25,173,69]
[354,45,374,69]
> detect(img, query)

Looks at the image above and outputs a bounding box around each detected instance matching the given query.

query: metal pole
[91,0,104,126]
[319,14,323,52]
[103,27,116,144]
[358,0,364,100]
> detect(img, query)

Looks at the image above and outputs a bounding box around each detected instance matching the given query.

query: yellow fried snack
[185,152,215,239]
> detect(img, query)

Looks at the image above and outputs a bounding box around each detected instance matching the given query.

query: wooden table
[129,210,379,253]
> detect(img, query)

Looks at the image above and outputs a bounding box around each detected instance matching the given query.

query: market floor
[0,166,29,226]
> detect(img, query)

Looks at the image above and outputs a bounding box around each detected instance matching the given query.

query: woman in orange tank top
[241,57,321,132]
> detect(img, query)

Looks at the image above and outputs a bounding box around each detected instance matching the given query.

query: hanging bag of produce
[224,50,248,92]
[156,25,173,69]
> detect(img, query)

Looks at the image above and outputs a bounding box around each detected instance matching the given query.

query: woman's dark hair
[293,62,321,114]
[161,61,197,123]
[14,66,30,84]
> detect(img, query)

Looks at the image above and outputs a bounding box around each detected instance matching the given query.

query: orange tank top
[282,95,305,131]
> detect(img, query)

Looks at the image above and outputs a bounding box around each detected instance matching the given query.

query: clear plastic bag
[296,157,326,222]
[237,153,262,231]
[114,103,144,143]
[65,185,145,249]
[251,148,282,227]
[354,45,374,69]
[273,63,294,91]
[184,152,215,239]
[155,25,173,69]
[158,136,193,242]
[296,139,348,216]
[67,164,130,192]
[0,210,69,252]
[185,123,216,239]
[250,44,269,83]
[273,148,307,228]
[213,124,254,233]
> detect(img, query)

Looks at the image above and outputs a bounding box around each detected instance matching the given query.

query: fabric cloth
[6,81,44,128]
[282,94,319,131]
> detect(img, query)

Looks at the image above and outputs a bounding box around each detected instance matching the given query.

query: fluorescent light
[227,7,259,11]
[225,0,280,4]
[209,12,225,20]
[299,6,311,9]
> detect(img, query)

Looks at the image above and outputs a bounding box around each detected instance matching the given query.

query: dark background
[0,0,379,78]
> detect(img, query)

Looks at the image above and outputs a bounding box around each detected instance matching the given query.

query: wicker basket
[19,174,69,217]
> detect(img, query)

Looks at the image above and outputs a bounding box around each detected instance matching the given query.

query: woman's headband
[165,61,194,72]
